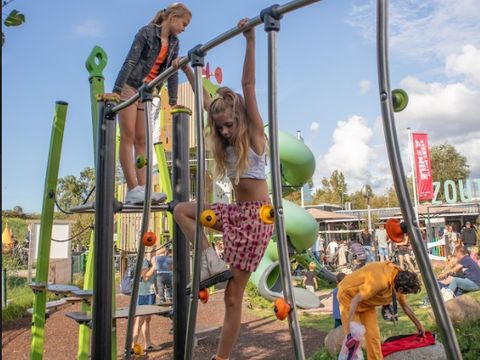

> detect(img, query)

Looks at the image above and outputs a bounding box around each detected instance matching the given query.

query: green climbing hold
[392,88,409,112]
[135,155,147,169]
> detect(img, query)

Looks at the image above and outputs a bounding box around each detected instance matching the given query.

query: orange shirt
[144,43,169,83]
[338,262,406,312]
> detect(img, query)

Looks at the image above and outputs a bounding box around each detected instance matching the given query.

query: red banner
[412,133,434,201]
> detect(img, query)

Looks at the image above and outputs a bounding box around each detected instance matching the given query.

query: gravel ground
[2,291,326,359]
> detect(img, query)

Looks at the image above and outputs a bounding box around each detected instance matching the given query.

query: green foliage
[308,348,336,360]
[55,167,95,247]
[2,273,60,325]
[450,321,480,360]
[313,170,347,205]
[245,282,273,311]
[430,143,470,201]
[2,1,26,46]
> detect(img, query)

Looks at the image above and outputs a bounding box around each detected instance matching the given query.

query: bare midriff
[231,178,270,203]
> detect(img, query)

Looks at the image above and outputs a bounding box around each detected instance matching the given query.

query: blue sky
[2,0,480,212]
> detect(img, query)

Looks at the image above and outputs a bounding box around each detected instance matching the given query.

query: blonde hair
[471,246,479,255]
[150,2,192,25]
[207,87,250,184]
[309,262,316,270]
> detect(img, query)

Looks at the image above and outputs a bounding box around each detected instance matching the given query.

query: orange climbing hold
[200,209,217,228]
[142,231,157,247]
[273,298,291,320]
[259,205,274,224]
[199,288,209,304]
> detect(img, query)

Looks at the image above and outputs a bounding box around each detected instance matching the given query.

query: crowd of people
[311,221,479,274]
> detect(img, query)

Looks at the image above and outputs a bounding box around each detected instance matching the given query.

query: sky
[2,0,480,213]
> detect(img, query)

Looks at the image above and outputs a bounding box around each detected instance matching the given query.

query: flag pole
[407,128,420,224]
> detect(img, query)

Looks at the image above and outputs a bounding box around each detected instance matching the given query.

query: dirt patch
[2,292,326,359]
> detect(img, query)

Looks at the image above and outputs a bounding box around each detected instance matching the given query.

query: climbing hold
[274,298,291,320]
[200,209,217,228]
[392,89,409,112]
[259,205,274,224]
[142,231,157,247]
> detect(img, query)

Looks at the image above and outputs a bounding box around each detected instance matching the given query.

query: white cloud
[445,44,480,86]
[347,0,480,65]
[315,116,373,188]
[73,20,103,38]
[309,121,320,135]
[359,79,371,94]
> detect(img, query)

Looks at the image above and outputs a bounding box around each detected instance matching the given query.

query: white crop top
[226,146,267,180]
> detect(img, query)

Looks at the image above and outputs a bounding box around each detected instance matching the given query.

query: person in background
[361,227,374,263]
[132,250,157,351]
[155,247,173,304]
[376,223,390,262]
[396,234,415,272]
[326,239,339,267]
[440,247,480,294]
[350,238,367,270]
[302,262,318,293]
[332,272,347,328]
[310,236,322,263]
[470,246,479,265]
[461,221,478,254]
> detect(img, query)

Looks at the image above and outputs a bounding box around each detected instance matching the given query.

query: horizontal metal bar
[68,202,170,214]
[111,0,322,113]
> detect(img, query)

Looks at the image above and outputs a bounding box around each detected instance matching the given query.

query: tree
[430,143,470,201]
[312,170,347,205]
[56,167,95,247]
[2,0,26,46]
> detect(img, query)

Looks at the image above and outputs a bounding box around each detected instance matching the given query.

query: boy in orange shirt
[338,262,424,359]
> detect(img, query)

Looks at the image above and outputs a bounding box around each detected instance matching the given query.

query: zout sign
[432,178,480,204]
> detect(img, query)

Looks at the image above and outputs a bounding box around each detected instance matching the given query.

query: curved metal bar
[266,24,306,360]
[124,99,154,359]
[111,0,322,114]
[376,1,462,359]
[184,63,206,360]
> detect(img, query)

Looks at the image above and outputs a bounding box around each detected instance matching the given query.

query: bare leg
[134,108,146,187]
[404,254,415,271]
[173,201,217,250]
[216,268,251,359]
[143,316,153,348]
[119,104,140,190]
[399,254,405,270]
[132,317,144,347]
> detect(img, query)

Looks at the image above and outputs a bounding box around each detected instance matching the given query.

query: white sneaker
[124,186,145,204]
[124,186,167,205]
[186,247,233,294]
[140,186,167,204]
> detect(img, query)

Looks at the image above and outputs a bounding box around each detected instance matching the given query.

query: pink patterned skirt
[211,200,274,273]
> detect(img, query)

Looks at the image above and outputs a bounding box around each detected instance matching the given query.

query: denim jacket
[113,24,179,105]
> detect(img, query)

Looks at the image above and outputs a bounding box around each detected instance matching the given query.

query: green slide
[250,130,336,309]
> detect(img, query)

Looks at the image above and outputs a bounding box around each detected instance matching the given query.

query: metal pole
[296,130,305,208]
[2,268,7,308]
[124,88,154,359]
[91,100,116,360]
[376,1,462,359]
[171,107,191,360]
[264,9,305,360]
[184,52,206,360]
[30,101,68,360]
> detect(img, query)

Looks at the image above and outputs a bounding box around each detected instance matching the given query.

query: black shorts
[397,248,410,256]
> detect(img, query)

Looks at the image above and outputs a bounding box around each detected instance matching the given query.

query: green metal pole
[2,268,7,308]
[154,142,173,237]
[30,101,68,360]
[77,45,111,360]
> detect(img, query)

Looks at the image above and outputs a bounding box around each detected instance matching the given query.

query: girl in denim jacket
[113,3,191,204]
